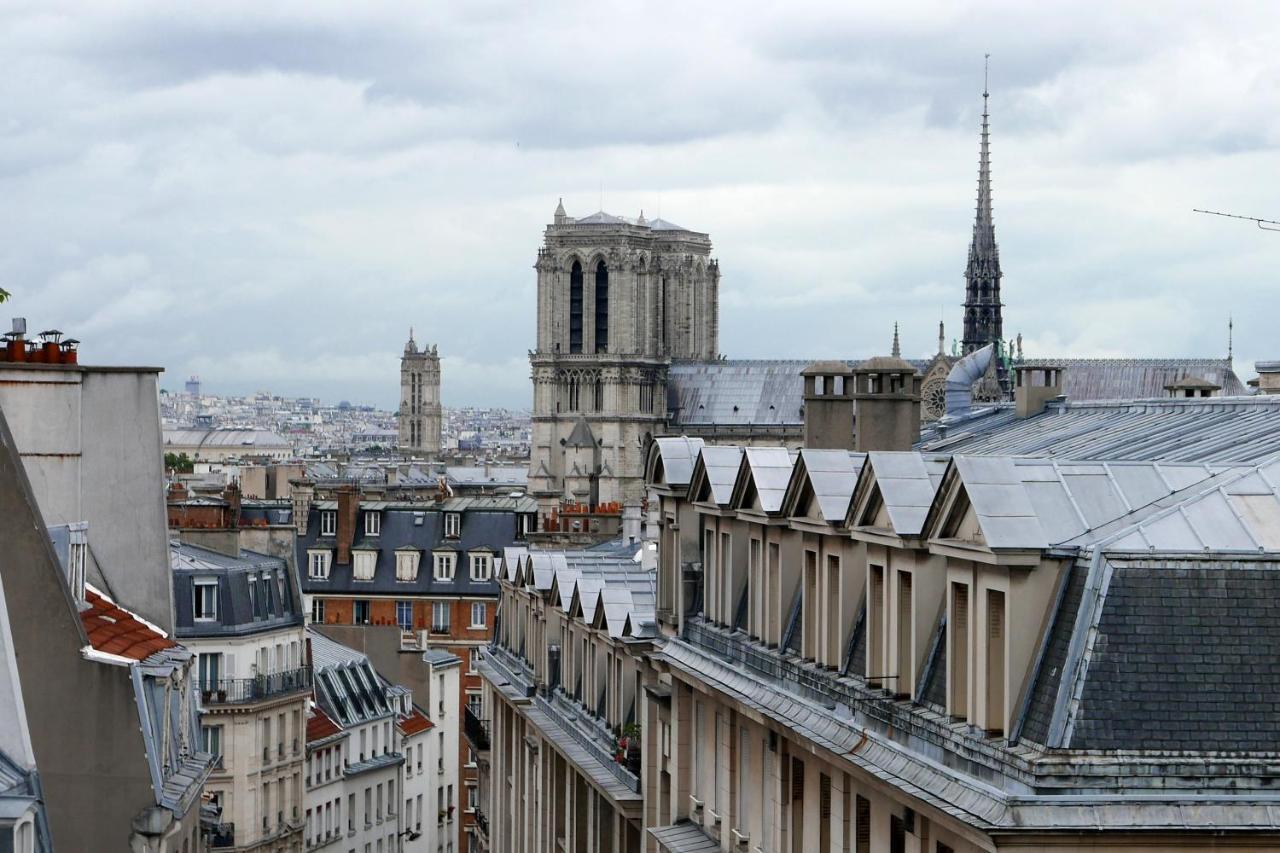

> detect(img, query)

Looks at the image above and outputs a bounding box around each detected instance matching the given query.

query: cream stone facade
[528,203,719,514]
[399,331,442,458]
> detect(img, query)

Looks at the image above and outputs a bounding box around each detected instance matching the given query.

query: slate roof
[299,503,529,598]
[1018,562,1088,745]
[81,585,177,661]
[918,396,1280,464]
[310,631,394,728]
[171,542,302,637]
[1023,357,1246,399]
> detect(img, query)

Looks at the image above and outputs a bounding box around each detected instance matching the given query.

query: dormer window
[365,511,381,537]
[396,550,421,582]
[444,512,461,539]
[308,550,332,580]
[320,510,336,537]
[469,552,492,581]
[194,578,219,621]
[353,550,377,582]
[516,514,533,540]
[434,552,456,581]
[68,524,88,604]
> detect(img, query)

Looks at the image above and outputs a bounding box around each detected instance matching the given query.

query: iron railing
[538,689,639,793]
[200,666,312,705]
[207,822,235,848]
[464,706,491,752]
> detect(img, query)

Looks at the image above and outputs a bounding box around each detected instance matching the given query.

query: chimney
[1014,365,1065,417]
[223,481,242,529]
[291,480,314,535]
[801,361,856,449]
[1254,361,1280,395]
[852,356,921,452]
[336,484,359,564]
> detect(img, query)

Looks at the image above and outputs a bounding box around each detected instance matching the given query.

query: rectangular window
[444,513,461,538]
[353,600,371,625]
[431,602,451,633]
[434,553,456,581]
[868,565,885,687]
[470,602,487,628]
[468,647,479,672]
[353,551,376,582]
[193,579,218,621]
[950,582,970,721]
[396,551,420,582]
[396,601,413,631]
[202,724,222,758]
[856,795,871,853]
[321,510,336,537]
[198,652,221,689]
[365,512,380,537]
[896,570,913,698]
[308,550,331,580]
[987,588,1006,735]
[469,553,491,581]
[312,598,326,624]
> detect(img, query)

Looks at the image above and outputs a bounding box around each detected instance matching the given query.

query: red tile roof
[307,706,342,743]
[397,709,434,736]
[80,586,177,661]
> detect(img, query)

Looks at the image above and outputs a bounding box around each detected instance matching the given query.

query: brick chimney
[222,481,242,529]
[336,484,359,564]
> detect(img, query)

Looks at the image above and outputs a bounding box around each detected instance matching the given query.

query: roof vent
[413,512,425,526]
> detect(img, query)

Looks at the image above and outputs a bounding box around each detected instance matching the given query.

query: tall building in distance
[528,201,719,513]
[961,71,1005,356]
[398,330,442,457]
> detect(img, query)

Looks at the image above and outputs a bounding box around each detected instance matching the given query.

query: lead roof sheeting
[698,446,744,504]
[1021,357,1247,399]
[648,822,720,853]
[652,436,705,486]
[741,447,796,512]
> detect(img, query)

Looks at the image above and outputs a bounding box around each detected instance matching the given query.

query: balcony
[208,822,235,848]
[464,706,491,753]
[537,689,639,794]
[475,808,489,841]
[200,666,313,705]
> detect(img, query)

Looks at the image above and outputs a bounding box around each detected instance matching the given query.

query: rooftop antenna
[1228,314,1234,362]
[984,52,990,98]
[1194,208,1280,232]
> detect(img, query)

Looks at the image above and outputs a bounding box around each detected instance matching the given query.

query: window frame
[320,510,336,537]
[444,512,461,539]
[469,601,487,628]
[431,601,451,633]
[365,511,381,537]
[193,578,219,621]
[433,552,456,581]
[353,600,371,626]
[469,552,491,581]
[308,550,331,580]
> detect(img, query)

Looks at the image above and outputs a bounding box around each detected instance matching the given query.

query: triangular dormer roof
[729,447,795,514]
[687,446,743,507]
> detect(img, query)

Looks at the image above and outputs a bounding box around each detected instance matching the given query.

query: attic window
[193,578,219,621]
[365,512,381,537]
[445,512,461,538]
[414,512,425,526]
[320,510,336,537]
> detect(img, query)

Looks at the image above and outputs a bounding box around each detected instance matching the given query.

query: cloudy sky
[3,1,1278,409]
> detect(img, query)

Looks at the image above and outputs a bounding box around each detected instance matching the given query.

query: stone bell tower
[398,329,442,457]
[528,200,719,516]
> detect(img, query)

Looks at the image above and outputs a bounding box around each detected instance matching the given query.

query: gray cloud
[0,0,1277,407]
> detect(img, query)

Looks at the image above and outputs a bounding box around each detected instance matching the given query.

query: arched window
[595,260,609,353]
[569,261,583,353]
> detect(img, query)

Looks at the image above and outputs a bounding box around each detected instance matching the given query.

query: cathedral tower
[398,330,442,457]
[528,201,719,514]
[962,67,1005,356]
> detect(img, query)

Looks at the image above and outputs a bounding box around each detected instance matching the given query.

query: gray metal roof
[310,630,394,727]
[858,451,948,535]
[649,436,706,488]
[649,821,719,852]
[732,447,796,513]
[1023,357,1247,399]
[163,428,291,449]
[783,449,866,522]
[919,396,1280,464]
[171,542,302,637]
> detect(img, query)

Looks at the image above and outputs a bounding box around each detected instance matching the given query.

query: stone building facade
[528,203,719,513]
[398,331,442,458]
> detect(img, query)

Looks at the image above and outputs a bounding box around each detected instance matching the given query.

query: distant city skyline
[2,2,1277,408]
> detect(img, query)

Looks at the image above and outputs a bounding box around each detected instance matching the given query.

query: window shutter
[954,585,968,634]
[856,795,871,851]
[790,757,804,802]
[819,773,832,820]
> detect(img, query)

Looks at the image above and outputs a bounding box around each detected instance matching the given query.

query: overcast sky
[3,1,1278,409]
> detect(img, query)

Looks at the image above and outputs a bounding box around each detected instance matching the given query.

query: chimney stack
[1253,361,1280,395]
[801,361,856,449]
[336,484,359,564]
[1014,365,1065,417]
[291,480,315,535]
[852,355,921,452]
[223,481,242,529]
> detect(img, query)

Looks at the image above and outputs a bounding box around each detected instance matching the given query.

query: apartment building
[0,351,214,850]
[305,632,460,853]
[639,423,1280,850]
[477,543,657,853]
[297,486,534,850]
[173,541,310,851]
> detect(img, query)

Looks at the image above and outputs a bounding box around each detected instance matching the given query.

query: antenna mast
[1194,208,1280,232]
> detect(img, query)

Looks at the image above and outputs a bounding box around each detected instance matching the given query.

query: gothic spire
[891,322,901,358]
[962,54,1004,357]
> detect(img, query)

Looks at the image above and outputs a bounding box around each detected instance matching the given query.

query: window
[949,583,969,721]
[468,647,479,672]
[434,552,456,581]
[193,579,218,621]
[469,553,491,581]
[312,598,326,624]
[594,260,609,352]
[444,513,461,538]
[516,513,533,540]
[321,510,336,537]
[467,691,482,718]
[470,602,487,628]
[365,511,380,537]
[354,600,371,625]
[202,724,222,759]
[431,602,450,633]
[986,588,1006,735]
[466,785,478,812]
[396,601,413,632]
[569,260,583,353]
[396,551,420,582]
[197,652,221,689]
[308,550,331,580]
[353,550,376,582]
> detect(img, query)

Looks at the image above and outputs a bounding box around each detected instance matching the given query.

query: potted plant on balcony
[611,722,641,766]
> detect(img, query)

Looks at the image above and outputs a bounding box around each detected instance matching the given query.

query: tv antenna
[1193,208,1280,232]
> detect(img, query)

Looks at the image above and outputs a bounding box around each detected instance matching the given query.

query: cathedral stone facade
[398,331,442,457]
[528,203,719,512]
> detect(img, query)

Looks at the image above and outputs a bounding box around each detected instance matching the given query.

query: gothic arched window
[595,260,609,353]
[569,261,583,353]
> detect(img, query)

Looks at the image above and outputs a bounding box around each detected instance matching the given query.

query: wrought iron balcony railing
[464,706,491,752]
[199,666,312,705]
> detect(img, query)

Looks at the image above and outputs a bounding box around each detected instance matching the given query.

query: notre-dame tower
[528,201,719,514]
[398,330,442,457]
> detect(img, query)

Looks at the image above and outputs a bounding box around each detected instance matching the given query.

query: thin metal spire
[892,322,901,358]
[1228,315,1234,362]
